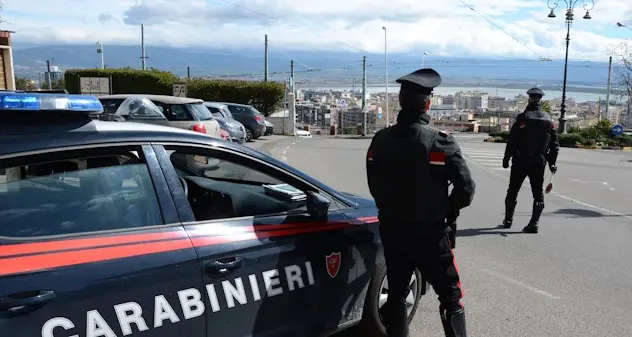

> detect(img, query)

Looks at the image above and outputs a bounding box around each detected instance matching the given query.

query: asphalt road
[254,133,632,336]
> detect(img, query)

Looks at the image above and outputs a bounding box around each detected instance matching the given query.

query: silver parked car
[203,102,247,144]
[99,94,222,138]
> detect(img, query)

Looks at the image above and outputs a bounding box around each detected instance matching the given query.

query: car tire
[357,254,423,337]
[245,127,253,142]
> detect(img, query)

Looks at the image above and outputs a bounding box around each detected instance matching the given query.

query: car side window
[100,99,124,114]
[228,105,248,116]
[165,146,337,221]
[0,149,164,238]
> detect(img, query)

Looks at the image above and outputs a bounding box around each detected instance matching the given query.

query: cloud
[1,0,631,60]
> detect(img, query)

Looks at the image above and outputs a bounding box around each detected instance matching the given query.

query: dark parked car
[211,102,267,142]
[264,119,275,135]
[203,102,247,144]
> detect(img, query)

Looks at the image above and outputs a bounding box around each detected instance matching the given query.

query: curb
[484,138,632,151]
[329,135,375,139]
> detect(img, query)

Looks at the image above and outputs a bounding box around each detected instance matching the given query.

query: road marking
[480,269,561,300]
[569,179,615,191]
[465,157,632,221]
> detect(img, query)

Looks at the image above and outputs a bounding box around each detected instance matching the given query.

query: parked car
[295,127,312,138]
[213,102,267,142]
[203,102,247,144]
[95,96,170,126]
[264,119,275,135]
[99,94,222,139]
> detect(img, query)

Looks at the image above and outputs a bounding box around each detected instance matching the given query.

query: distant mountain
[12,44,614,86]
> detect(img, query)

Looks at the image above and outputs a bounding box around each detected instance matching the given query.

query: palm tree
[541,101,552,116]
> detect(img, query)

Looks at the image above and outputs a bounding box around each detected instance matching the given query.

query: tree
[610,42,631,124]
[15,77,37,90]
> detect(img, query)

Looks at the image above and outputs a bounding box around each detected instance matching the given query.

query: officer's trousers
[506,157,546,204]
[379,225,463,337]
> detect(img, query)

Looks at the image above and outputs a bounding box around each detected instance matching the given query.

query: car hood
[215,117,244,128]
[339,191,376,208]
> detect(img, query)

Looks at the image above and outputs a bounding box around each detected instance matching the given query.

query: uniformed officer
[366,68,476,337]
[501,87,560,233]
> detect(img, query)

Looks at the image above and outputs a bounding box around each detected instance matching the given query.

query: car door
[0,145,206,337]
[152,143,360,336]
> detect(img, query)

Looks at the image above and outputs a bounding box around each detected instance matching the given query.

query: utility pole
[187,66,190,80]
[141,24,147,70]
[264,34,269,82]
[362,56,367,136]
[290,60,295,94]
[605,56,612,122]
[46,60,52,89]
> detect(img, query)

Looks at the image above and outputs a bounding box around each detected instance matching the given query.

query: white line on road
[480,268,561,300]
[465,157,632,221]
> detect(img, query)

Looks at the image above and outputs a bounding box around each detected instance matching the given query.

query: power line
[213,0,369,53]
[457,0,545,59]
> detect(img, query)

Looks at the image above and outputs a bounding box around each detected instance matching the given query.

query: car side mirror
[306,191,330,221]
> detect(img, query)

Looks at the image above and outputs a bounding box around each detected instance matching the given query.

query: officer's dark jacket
[503,102,560,166]
[366,111,476,226]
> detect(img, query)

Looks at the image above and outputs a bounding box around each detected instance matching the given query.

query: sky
[1,0,632,61]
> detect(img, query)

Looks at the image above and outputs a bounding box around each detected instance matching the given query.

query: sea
[298,85,626,103]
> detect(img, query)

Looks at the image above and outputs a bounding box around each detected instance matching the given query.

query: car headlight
[227,124,240,131]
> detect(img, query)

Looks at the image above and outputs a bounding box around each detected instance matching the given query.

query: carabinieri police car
[0,93,426,337]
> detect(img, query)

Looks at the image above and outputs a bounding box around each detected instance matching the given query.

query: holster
[447,222,457,249]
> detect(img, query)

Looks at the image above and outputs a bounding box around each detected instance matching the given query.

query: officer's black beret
[527,87,545,97]
[396,68,442,95]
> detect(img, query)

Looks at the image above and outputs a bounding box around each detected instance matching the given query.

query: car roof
[217,102,252,108]
[100,94,204,104]
[204,102,227,108]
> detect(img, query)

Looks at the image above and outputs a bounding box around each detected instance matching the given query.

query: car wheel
[245,127,253,142]
[357,254,423,337]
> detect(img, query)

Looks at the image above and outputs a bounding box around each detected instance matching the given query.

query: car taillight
[220,129,229,140]
[190,124,206,134]
[254,115,264,123]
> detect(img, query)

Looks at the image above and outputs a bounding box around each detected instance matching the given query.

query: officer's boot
[523,201,544,233]
[502,199,517,228]
[441,308,467,337]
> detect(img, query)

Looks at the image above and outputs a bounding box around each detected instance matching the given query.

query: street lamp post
[617,22,632,31]
[382,26,389,127]
[96,41,104,69]
[422,52,428,68]
[547,0,594,134]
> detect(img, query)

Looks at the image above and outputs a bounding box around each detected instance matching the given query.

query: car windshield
[113,97,166,120]
[220,106,233,118]
[188,103,214,121]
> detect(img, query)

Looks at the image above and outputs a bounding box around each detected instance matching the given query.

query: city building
[488,96,506,111]
[0,30,16,90]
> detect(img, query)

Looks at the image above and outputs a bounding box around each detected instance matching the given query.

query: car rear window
[188,103,214,121]
[0,154,164,237]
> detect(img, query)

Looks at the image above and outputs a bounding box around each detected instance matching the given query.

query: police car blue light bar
[0,92,103,112]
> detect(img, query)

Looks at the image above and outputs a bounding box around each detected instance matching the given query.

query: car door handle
[205,257,244,275]
[0,290,56,311]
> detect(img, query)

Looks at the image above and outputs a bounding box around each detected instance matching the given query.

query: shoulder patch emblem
[367,149,374,161]
[429,151,446,166]
[519,121,526,128]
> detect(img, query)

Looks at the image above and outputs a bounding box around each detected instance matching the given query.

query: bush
[64,68,285,116]
[187,78,284,116]
[558,133,583,147]
[489,131,510,141]
[64,68,180,95]
[614,135,632,147]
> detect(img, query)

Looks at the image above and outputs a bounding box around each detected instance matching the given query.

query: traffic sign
[339,99,345,107]
[612,124,624,136]
[173,83,187,97]
[378,112,383,120]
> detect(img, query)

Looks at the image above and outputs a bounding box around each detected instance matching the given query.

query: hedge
[488,121,632,148]
[64,68,285,116]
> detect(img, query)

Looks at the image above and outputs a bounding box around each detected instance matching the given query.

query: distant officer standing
[366,68,476,337]
[502,87,560,233]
